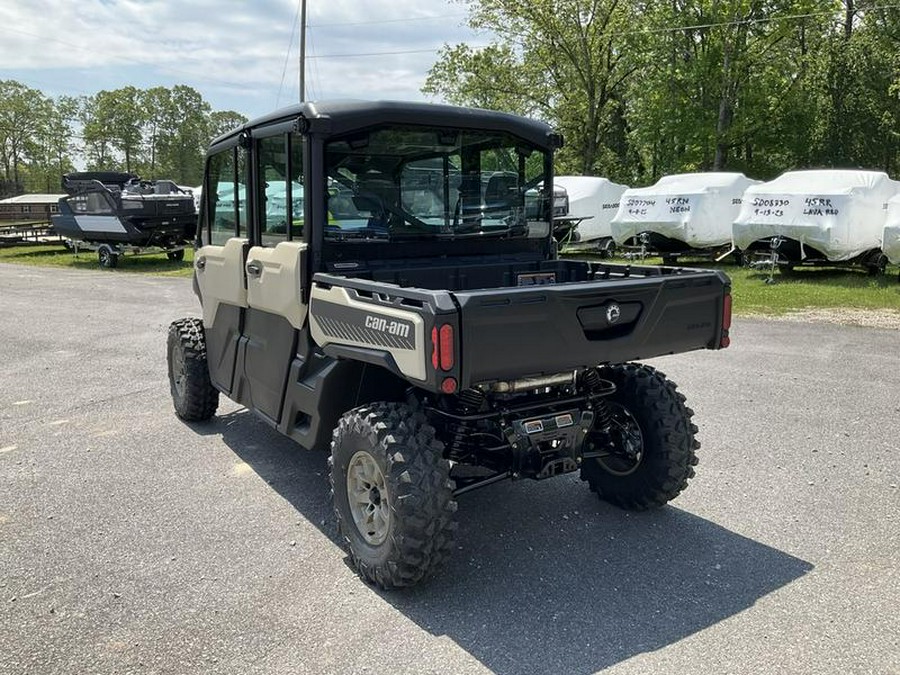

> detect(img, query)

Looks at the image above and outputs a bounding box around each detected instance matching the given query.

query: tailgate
[453,269,730,386]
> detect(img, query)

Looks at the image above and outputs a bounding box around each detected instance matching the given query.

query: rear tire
[167,318,219,421]
[581,363,699,510]
[330,402,457,589]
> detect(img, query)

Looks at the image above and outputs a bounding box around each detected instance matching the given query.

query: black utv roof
[210,100,561,151]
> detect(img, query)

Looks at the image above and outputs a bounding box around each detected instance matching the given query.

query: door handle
[246,261,262,277]
[195,256,206,270]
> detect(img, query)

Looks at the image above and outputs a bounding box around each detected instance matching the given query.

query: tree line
[0,81,247,197]
[424,0,900,185]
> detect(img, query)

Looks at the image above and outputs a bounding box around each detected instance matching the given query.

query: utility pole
[299,0,307,102]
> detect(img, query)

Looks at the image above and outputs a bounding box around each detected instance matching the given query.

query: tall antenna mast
[299,0,307,102]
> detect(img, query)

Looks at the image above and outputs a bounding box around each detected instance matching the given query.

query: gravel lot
[1,263,898,675]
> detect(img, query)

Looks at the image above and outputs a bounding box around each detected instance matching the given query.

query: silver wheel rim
[346,450,391,545]
[171,345,186,398]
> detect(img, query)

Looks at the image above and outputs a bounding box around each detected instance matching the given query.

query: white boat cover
[554,176,628,242]
[611,172,759,248]
[733,170,900,261]
[883,194,900,264]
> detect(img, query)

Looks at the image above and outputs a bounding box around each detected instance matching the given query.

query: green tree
[155,85,212,185]
[80,93,117,171]
[626,0,830,180]
[140,86,172,178]
[0,80,53,193]
[208,110,249,142]
[21,95,78,192]
[424,0,641,181]
[807,0,900,173]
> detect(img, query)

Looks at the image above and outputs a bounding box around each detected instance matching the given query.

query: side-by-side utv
[167,101,732,589]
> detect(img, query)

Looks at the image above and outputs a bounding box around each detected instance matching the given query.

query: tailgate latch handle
[246,261,262,277]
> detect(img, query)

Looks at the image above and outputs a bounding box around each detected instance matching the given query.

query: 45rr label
[365,315,411,339]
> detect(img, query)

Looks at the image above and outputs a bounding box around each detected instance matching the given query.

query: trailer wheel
[167,317,219,421]
[581,363,698,510]
[865,253,888,276]
[166,249,185,262]
[330,402,457,589]
[597,238,616,259]
[98,245,118,268]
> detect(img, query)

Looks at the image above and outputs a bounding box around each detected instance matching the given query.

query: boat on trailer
[51,172,197,267]
[734,169,899,276]
[610,172,760,264]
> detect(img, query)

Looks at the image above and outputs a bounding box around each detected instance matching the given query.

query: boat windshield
[323,125,552,242]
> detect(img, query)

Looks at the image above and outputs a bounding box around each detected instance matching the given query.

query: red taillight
[441,377,458,394]
[439,324,454,370]
[431,327,439,369]
[431,324,455,372]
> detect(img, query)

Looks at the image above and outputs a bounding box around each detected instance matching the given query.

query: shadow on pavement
[194,409,813,675]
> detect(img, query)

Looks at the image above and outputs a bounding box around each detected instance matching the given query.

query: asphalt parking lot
[1,263,898,675]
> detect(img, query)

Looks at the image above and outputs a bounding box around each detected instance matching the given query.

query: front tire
[167,318,219,421]
[581,363,699,510]
[330,402,457,589]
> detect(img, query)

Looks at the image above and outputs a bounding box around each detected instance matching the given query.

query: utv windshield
[323,125,552,242]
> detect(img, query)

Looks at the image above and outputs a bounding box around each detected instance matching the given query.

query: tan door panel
[195,237,249,327]
[245,241,308,329]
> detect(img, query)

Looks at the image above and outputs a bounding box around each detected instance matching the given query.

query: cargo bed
[311,260,731,392]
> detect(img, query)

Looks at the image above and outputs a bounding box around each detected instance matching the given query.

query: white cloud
[0,0,487,118]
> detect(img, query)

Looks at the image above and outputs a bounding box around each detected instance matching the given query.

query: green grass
[565,253,900,316]
[2,243,899,315]
[0,243,195,277]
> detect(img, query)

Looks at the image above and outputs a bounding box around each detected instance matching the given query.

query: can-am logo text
[365,315,411,339]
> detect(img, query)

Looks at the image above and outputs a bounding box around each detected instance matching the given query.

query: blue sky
[0,0,486,119]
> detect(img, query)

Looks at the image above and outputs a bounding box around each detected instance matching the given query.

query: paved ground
[0,263,898,675]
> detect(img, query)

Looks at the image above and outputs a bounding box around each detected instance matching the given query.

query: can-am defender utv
[167,101,732,589]
[52,171,197,267]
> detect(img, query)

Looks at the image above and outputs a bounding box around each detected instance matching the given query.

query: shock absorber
[582,368,615,431]
[443,388,487,461]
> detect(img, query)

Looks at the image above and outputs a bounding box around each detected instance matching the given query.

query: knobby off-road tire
[581,363,699,510]
[330,402,458,589]
[167,318,219,421]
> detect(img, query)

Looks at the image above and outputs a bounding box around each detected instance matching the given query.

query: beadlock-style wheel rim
[346,450,391,545]
[171,345,186,399]
[595,403,644,477]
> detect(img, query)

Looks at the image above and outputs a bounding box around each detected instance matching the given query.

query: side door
[240,130,308,423]
[194,143,250,395]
